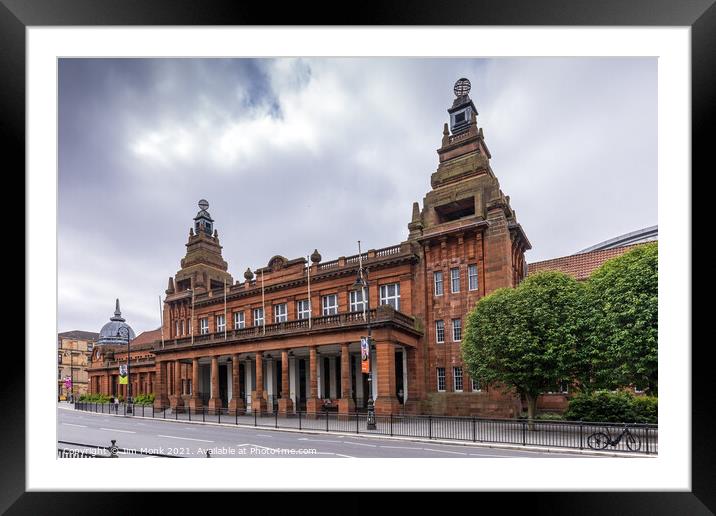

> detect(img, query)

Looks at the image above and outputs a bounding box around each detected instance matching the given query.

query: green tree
[461,271,583,426]
[582,243,658,394]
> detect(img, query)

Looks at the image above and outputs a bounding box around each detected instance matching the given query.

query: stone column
[228,353,245,414]
[189,357,202,412]
[339,343,355,415]
[208,356,222,412]
[374,341,400,415]
[306,347,320,414]
[154,361,169,409]
[252,352,267,413]
[170,360,184,410]
[278,350,294,415]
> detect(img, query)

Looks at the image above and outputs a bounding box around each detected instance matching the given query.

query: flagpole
[261,270,266,335]
[159,295,165,349]
[224,277,227,341]
[307,255,312,329]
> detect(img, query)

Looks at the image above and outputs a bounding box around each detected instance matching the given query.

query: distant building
[57,330,98,399]
[528,226,657,280]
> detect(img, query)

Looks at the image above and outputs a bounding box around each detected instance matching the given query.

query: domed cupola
[97,298,136,345]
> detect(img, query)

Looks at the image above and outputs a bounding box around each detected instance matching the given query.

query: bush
[564,390,657,424]
[78,393,112,404]
[536,412,565,421]
[132,393,155,405]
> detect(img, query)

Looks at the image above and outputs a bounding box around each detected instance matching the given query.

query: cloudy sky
[58,57,657,335]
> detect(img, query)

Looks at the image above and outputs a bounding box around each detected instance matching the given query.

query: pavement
[58,403,617,458]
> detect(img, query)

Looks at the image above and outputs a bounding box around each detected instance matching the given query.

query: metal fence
[73,402,658,455]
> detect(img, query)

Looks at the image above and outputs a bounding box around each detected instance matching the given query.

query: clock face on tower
[454,78,471,98]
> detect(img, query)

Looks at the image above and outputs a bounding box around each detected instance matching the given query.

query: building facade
[89,79,531,417]
[57,331,98,399]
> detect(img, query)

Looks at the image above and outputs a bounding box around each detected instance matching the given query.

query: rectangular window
[199,318,209,335]
[322,294,338,315]
[472,378,481,392]
[452,318,462,341]
[253,307,264,327]
[234,311,245,329]
[435,320,445,343]
[349,289,366,312]
[180,320,185,336]
[297,299,311,320]
[186,319,190,335]
[379,283,400,310]
[216,314,226,333]
[468,264,479,291]
[437,368,446,392]
[274,303,287,323]
[434,271,444,296]
[451,268,460,293]
[453,367,463,392]
[175,321,180,337]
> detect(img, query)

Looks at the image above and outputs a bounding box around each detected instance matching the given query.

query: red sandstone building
[88,79,531,417]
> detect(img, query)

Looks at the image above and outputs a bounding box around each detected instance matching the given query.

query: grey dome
[97,299,136,345]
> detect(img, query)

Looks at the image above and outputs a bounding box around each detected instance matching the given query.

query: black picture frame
[4,0,710,513]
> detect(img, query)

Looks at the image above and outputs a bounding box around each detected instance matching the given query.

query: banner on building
[119,364,128,385]
[64,377,72,389]
[360,337,370,374]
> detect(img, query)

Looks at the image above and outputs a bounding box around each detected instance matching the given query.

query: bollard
[298,410,302,430]
[275,410,278,429]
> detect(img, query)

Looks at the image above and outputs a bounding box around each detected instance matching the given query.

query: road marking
[62,423,87,428]
[422,448,467,455]
[158,434,214,442]
[379,445,419,450]
[342,441,376,447]
[256,434,274,437]
[296,438,342,443]
[468,453,514,458]
[99,427,136,434]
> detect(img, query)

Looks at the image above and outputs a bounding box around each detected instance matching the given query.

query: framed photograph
[8,0,710,512]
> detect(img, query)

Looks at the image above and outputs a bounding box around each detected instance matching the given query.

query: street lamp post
[351,241,376,430]
[117,326,132,414]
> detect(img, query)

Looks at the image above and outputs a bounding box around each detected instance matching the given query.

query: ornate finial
[454,78,471,98]
[310,249,322,264]
[198,199,209,211]
[114,298,121,317]
[443,123,449,136]
[166,277,175,294]
[190,227,194,237]
[442,123,450,146]
[411,202,420,223]
[213,229,218,238]
[244,267,254,281]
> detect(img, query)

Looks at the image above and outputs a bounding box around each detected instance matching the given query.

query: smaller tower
[194,199,214,236]
[448,78,478,135]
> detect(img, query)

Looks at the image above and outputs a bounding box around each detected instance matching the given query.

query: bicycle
[587,425,641,451]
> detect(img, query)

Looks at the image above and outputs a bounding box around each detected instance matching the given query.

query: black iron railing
[73,401,657,455]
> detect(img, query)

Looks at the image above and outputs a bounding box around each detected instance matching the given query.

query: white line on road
[422,448,467,455]
[158,434,214,442]
[379,445,420,450]
[297,438,343,443]
[342,441,376,447]
[62,423,87,428]
[468,453,514,458]
[99,428,136,434]
[255,434,274,437]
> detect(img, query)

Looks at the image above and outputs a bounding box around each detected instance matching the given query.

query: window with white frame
[253,307,264,327]
[297,299,311,320]
[471,377,481,392]
[434,271,444,296]
[468,264,479,291]
[322,294,338,315]
[453,367,463,392]
[435,320,445,343]
[175,321,180,337]
[199,317,209,335]
[452,318,462,341]
[437,368,446,392]
[451,268,460,293]
[349,289,366,312]
[274,303,287,323]
[234,311,245,329]
[216,314,226,333]
[180,320,185,336]
[379,283,400,310]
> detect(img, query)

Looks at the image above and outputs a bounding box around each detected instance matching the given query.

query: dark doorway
[219,364,228,407]
[298,359,307,410]
[395,350,404,404]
